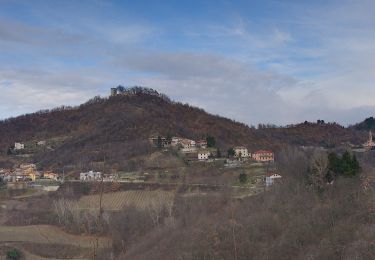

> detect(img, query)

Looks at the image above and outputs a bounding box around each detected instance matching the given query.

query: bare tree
[310,150,328,189]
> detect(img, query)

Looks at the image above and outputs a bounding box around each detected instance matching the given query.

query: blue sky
[1,0,375,125]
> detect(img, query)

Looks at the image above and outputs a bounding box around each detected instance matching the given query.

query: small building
[265,173,282,186]
[196,140,207,149]
[234,146,249,158]
[80,171,102,181]
[14,142,25,150]
[180,139,196,153]
[28,171,41,181]
[198,150,211,160]
[44,172,59,180]
[20,164,36,170]
[110,87,118,96]
[148,136,170,148]
[37,140,46,146]
[253,150,274,162]
[171,137,181,147]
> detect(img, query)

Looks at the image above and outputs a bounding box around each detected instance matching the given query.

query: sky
[0,0,375,126]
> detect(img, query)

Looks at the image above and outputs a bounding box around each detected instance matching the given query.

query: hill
[350,116,375,131]
[0,87,367,171]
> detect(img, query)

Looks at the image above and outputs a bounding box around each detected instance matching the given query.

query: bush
[238,173,248,184]
[6,248,22,260]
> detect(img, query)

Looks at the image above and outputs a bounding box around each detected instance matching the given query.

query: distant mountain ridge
[0,87,368,171]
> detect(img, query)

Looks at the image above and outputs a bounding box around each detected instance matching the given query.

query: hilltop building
[110,86,171,102]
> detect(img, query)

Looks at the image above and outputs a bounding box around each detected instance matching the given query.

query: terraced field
[78,190,175,211]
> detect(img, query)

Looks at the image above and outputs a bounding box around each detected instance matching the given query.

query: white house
[14,142,24,150]
[198,150,211,160]
[265,173,282,186]
[234,146,249,158]
[37,140,46,146]
[80,171,102,181]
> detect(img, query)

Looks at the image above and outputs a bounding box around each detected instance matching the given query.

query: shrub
[239,173,248,184]
[6,248,22,260]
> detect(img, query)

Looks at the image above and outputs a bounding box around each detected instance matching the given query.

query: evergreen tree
[206,136,216,147]
[227,148,235,157]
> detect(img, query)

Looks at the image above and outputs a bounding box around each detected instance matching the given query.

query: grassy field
[78,190,175,211]
[0,225,111,259]
[0,225,111,248]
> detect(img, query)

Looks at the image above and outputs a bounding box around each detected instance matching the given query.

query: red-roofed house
[252,150,274,162]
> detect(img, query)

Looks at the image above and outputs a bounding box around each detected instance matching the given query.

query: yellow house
[28,172,38,181]
[44,172,59,180]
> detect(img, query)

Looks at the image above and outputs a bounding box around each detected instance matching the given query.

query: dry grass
[78,190,175,211]
[0,225,111,248]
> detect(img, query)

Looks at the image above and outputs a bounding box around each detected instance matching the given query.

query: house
[148,136,170,148]
[20,164,36,170]
[28,172,41,181]
[252,150,274,162]
[198,150,211,160]
[37,140,46,146]
[265,173,282,186]
[234,146,249,158]
[171,137,181,147]
[44,172,59,180]
[14,142,24,150]
[180,138,196,153]
[80,171,102,181]
[196,140,207,149]
[17,164,39,181]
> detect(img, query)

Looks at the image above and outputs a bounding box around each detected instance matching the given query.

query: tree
[157,136,163,148]
[328,151,360,178]
[310,151,329,189]
[216,148,222,158]
[238,173,248,184]
[206,136,216,148]
[227,148,235,157]
[7,248,21,260]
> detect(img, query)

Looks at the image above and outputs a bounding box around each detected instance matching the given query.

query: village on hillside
[3,128,375,194]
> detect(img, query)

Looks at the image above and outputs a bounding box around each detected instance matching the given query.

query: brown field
[0,224,112,259]
[0,225,111,248]
[78,190,175,211]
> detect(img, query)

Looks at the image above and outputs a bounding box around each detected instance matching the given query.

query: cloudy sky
[0,0,374,125]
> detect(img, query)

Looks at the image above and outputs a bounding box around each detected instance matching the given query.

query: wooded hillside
[0,89,367,171]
